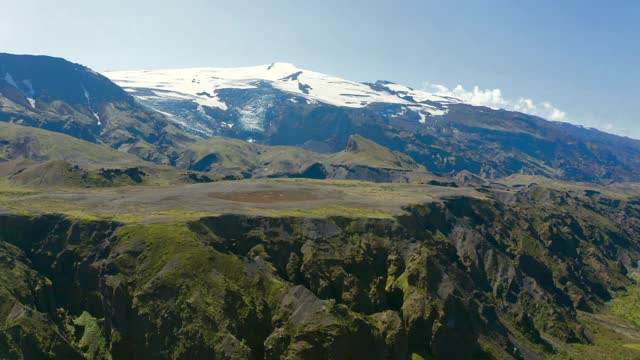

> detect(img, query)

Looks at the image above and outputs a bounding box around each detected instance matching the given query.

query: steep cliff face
[1,187,639,359]
[191,188,640,358]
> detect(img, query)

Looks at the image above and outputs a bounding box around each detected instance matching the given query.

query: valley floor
[0,177,484,222]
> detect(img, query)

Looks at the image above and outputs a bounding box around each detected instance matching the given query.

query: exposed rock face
[264,285,386,359]
[1,186,639,358]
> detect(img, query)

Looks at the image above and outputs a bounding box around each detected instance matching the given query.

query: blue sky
[2,0,639,137]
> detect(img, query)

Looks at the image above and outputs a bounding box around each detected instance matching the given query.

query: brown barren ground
[208,190,321,203]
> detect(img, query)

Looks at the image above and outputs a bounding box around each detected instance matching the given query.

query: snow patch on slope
[3,72,17,88]
[82,86,101,125]
[377,82,459,105]
[3,74,37,108]
[22,79,34,97]
[417,111,427,124]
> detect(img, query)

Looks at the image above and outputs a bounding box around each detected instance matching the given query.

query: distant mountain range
[4,52,640,360]
[2,53,640,183]
[104,62,457,136]
[105,62,640,183]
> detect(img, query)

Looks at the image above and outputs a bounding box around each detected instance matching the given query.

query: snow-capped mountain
[4,52,638,183]
[101,61,640,182]
[105,62,460,136]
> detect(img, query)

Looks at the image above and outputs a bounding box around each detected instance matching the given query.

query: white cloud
[423,83,569,122]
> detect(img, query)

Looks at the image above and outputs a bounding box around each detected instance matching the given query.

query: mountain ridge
[3,52,640,184]
[104,62,634,139]
[0,121,430,185]
[0,53,196,165]
[105,62,640,183]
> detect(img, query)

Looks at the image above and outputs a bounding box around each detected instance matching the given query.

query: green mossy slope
[1,185,640,359]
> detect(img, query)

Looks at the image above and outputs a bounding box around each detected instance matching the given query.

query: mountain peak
[104,63,458,135]
[335,134,424,171]
[344,134,374,153]
[267,62,298,71]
